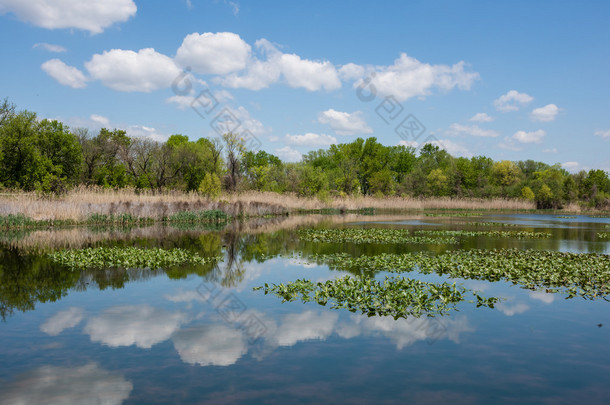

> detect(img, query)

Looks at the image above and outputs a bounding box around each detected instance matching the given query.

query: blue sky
[0,0,608,171]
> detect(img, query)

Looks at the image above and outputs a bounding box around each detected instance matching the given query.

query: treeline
[1,99,609,209]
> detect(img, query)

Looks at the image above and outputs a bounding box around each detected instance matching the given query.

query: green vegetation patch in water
[414,229,551,239]
[49,247,220,270]
[464,221,520,227]
[166,209,231,223]
[297,228,458,244]
[309,249,610,299]
[254,275,498,319]
[598,232,609,239]
[424,212,483,217]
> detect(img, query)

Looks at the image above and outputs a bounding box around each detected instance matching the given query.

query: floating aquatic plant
[424,213,483,217]
[464,222,520,227]
[49,247,221,270]
[254,275,498,319]
[297,228,458,244]
[414,229,551,239]
[309,249,610,300]
[598,232,609,239]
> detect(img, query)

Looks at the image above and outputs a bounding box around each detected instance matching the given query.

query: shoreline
[0,188,607,230]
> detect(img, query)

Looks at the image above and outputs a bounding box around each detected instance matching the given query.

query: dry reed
[0,186,554,223]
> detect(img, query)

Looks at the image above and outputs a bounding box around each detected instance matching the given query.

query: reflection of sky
[2,216,610,403]
[0,363,132,405]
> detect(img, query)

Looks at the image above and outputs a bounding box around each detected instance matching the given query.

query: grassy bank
[0,187,605,231]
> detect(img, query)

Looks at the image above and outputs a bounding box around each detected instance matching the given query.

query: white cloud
[41,59,88,88]
[498,137,522,151]
[285,133,337,147]
[425,139,473,158]
[398,140,419,148]
[338,63,366,81]
[214,89,234,102]
[85,48,180,92]
[271,311,338,347]
[446,123,499,138]
[231,105,269,136]
[529,290,555,304]
[172,325,247,366]
[531,104,559,122]
[220,39,340,92]
[0,363,132,404]
[317,109,372,135]
[279,53,341,91]
[512,129,546,144]
[125,125,168,142]
[40,307,84,336]
[0,0,136,34]
[469,112,494,122]
[357,54,479,101]
[90,114,110,127]
[33,42,66,53]
[84,305,187,349]
[496,301,530,316]
[176,32,251,75]
[493,90,533,112]
[275,146,302,162]
[562,161,580,171]
[165,94,197,110]
[594,129,610,139]
[223,0,239,15]
[543,147,558,153]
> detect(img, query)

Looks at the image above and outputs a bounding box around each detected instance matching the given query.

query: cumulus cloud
[543,147,558,153]
[285,133,337,147]
[90,114,110,127]
[279,53,341,91]
[493,90,533,112]
[425,138,473,157]
[529,290,555,304]
[172,325,247,366]
[41,59,88,88]
[125,125,168,142]
[270,311,338,347]
[33,42,66,53]
[496,301,530,316]
[84,305,187,348]
[219,38,340,91]
[353,54,478,101]
[0,363,132,404]
[469,112,494,122]
[446,123,499,138]
[594,129,610,139]
[0,0,136,34]
[562,161,580,171]
[40,307,84,336]
[531,104,559,122]
[275,146,302,162]
[85,48,181,92]
[176,32,251,75]
[398,140,419,148]
[512,129,546,144]
[317,109,372,135]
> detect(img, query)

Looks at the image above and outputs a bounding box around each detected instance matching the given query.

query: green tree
[199,172,221,199]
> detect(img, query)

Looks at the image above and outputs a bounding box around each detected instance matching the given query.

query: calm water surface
[0,214,609,404]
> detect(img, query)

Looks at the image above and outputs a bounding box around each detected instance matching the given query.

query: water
[0,214,609,404]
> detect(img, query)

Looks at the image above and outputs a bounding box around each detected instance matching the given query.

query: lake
[0,213,609,404]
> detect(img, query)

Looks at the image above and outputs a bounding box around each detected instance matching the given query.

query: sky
[0,0,608,171]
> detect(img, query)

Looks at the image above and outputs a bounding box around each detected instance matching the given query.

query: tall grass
[1,186,598,226]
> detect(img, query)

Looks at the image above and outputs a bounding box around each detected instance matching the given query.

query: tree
[37,119,83,185]
[492,160,522,187]
[0,111,50,190]
[222,133,246,192]
[426,168,450,196]
[199,172,221,199]
[521,186,535,200]
[536,184,554,209]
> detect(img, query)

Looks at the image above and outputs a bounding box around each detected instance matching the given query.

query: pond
[0,213,609,404]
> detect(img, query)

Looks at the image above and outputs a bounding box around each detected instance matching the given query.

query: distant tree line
[1,98,608,209]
